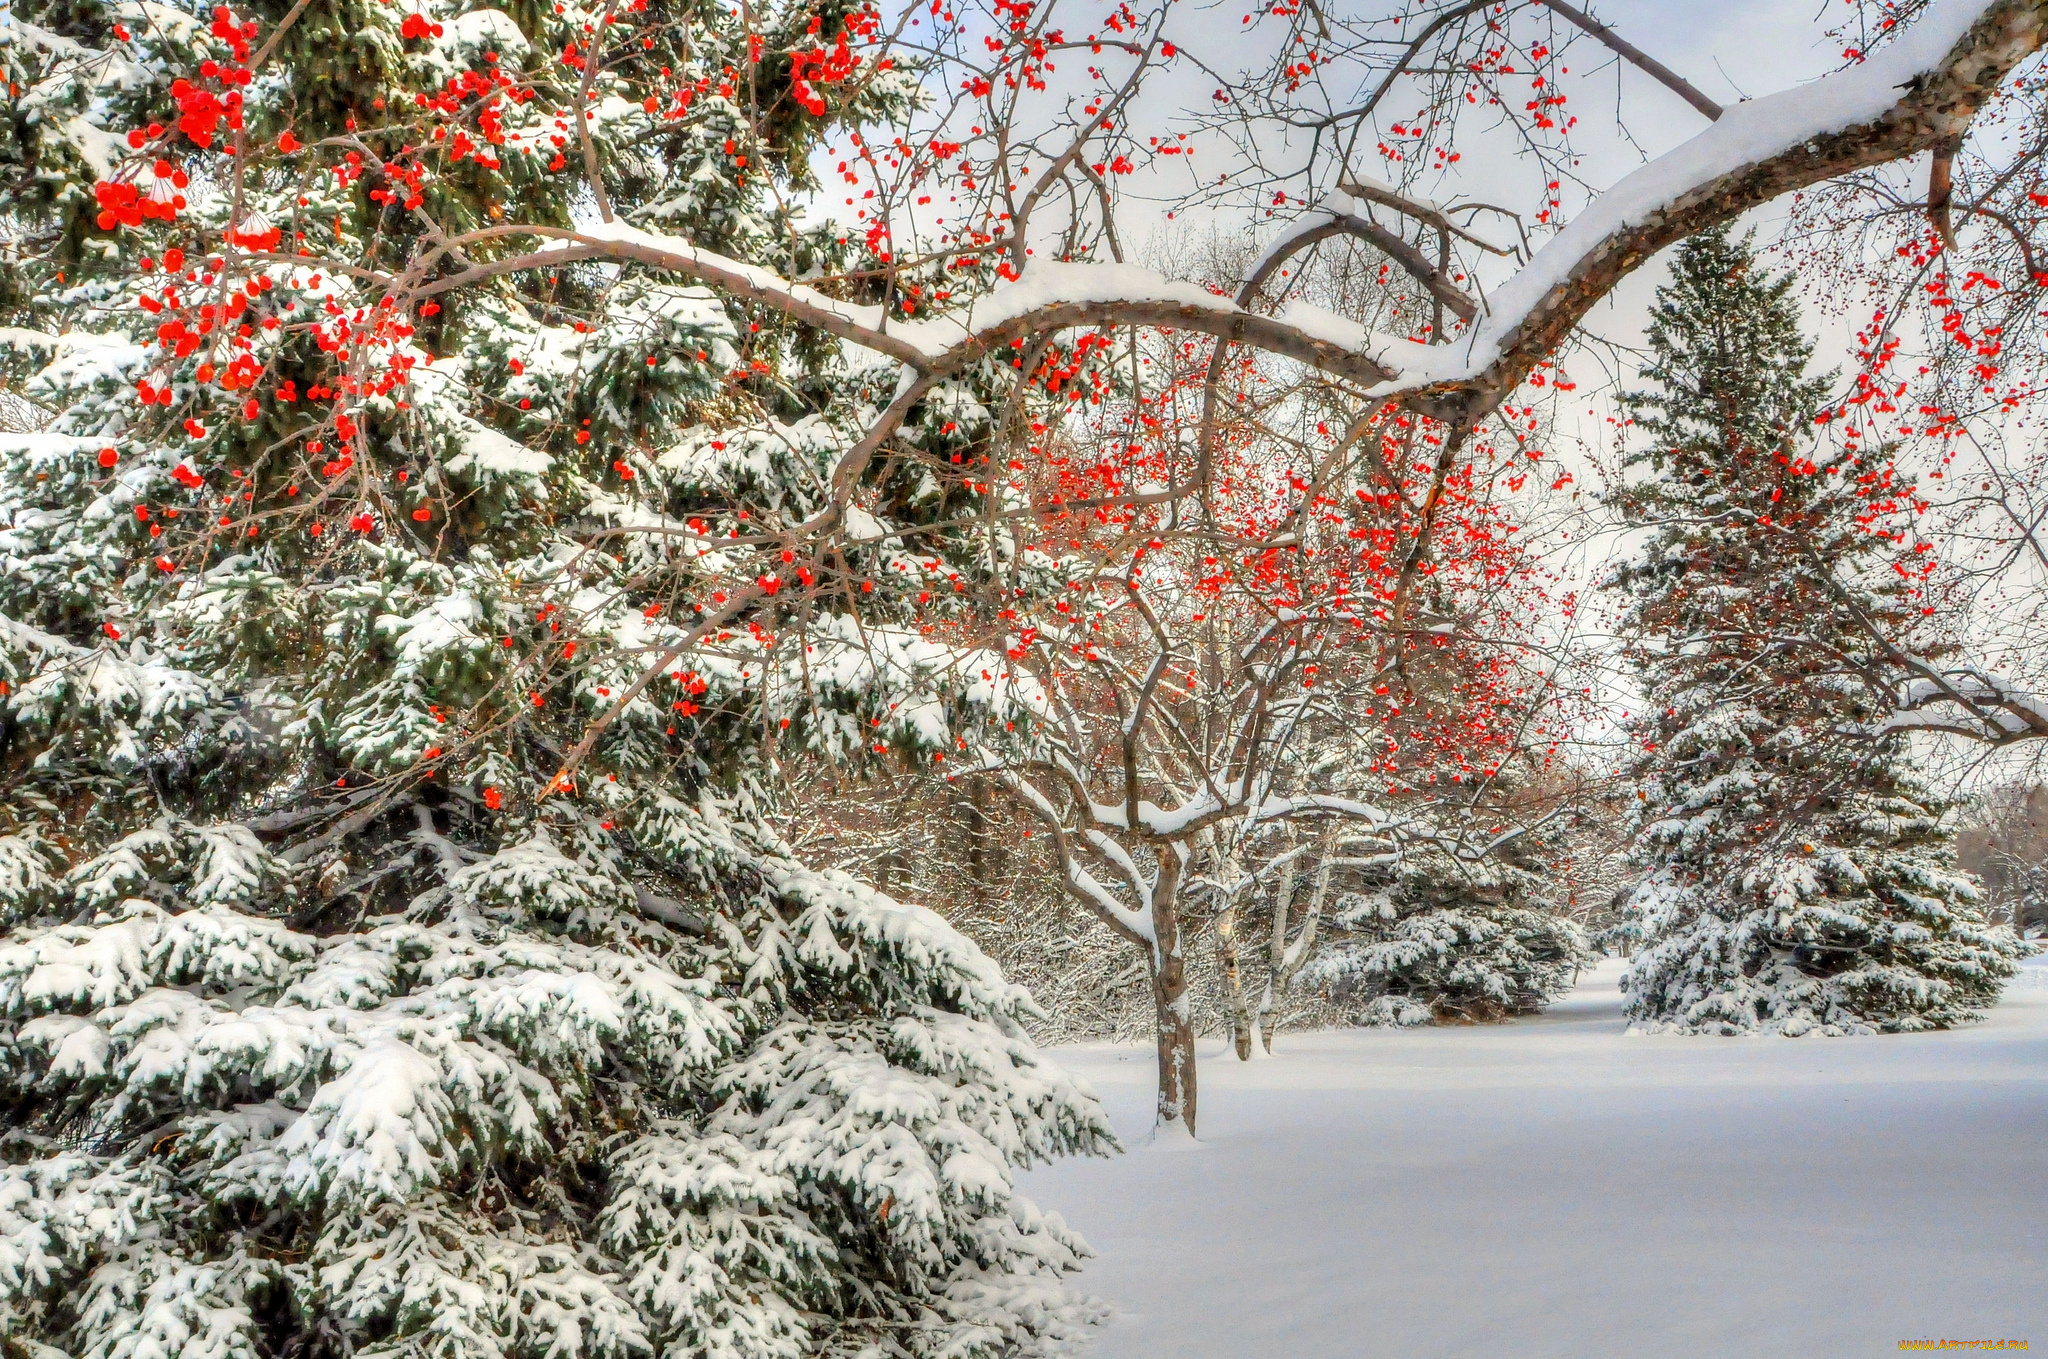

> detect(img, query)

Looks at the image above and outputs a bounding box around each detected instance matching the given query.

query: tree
[0,0,1118,1353]
[962,316,1577,1131]
[1957,783,2048,933]
[7,0,2034,738]
[1610,226,2026,1036]
[971,409,1437,1136]
[1232,824,1338,1056]
[1297,747,1591,1027]
[977,536,1417,1137]
[1304,842,1587,1027]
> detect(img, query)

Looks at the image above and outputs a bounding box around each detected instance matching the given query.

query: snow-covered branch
[1386,0,2044,419]
[497,223,1399,387]
[1875,667,2048,745]
[993,766,1157,945]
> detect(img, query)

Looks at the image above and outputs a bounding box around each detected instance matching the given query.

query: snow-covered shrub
[1304,851,1588,1025]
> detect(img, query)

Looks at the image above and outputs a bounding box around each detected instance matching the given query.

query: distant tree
[1957,784,2048,934]
[1306,845,1587,1026]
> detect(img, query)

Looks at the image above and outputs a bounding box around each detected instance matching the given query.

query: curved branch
[430,226,1398,387]
[1248,212,1478,322]
[1398,0,2048,422]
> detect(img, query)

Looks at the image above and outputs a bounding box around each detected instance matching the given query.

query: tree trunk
[1205,836,1257,1062]
[1256,848,1299,1054]
[874,846,909,896]
[1263,832,1335,1053]
[1219,901,1253,1060]
[1149,845,1198,1136]
[961,778,993,901]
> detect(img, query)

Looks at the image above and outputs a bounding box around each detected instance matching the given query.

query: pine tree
[1610,227,2026,1036]
[0,0,1113,1354]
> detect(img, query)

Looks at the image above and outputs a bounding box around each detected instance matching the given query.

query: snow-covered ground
[1024,956,2048,1357]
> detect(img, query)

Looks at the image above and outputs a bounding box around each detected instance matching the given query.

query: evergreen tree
[1610,227,2025,1036]
[0,0,1112,1354]
[1294,598,1588,1029]
[1305,840,1587,1027]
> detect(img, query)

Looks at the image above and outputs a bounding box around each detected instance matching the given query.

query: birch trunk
[1213,837,1256,1060]
[1219,900,1254,1061]
[1261,831,1335,1053]
[1255,849,1299,1055]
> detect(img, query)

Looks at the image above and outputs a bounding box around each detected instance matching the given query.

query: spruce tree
[1305,839,1587,1026]
[0,0,1113,1354]
[1297,604,1589,1028]
[1611,227,2025,1036]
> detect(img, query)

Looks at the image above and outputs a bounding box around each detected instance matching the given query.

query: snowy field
[1024,956,2048,1358]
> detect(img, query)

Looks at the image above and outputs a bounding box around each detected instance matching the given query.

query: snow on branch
[514,222,1398,387]
[1875,667,2048,745]
[992,767,1157,945]
[1385,0,2044,417]
[1249,793,1417,831]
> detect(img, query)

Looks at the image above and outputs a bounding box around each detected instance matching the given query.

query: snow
[1879,670,2048,738]
[841,505,892,544]
[376,590,488,673]
[58,119,126,180]
[447,418,552,478]
[1272,299,1374,356]
[427,9,529,63]
[921,263,1234,352]
[3,12,149,86]
[1024,954,2048,1356]
[540,218,898,338]
[548,221,1379,371]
